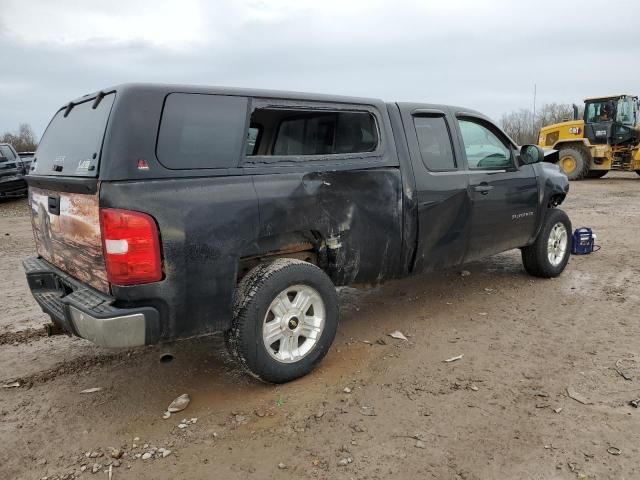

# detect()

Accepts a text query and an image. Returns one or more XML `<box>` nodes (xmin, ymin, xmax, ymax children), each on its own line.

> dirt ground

<box><xmin>1</xmin><ymin>172</ymin><xmax>639</xmax><ymax>480</ymax></box>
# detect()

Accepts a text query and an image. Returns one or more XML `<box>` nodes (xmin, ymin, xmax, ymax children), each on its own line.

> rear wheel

<box><xmin>521</xmin><ymin>208</ymin><xmax>572</xmax><ymax>278</ymax></box>
<box><xmin>586</xmin><ymin>170</ymin><xmax>608</xmax><ymax>179</ymax></box>
<box><xmin>226</xmin><ymin>258</ymin><xmax>339</xmax><ymax>383</ymax></box>
<box><xmin>558</xmin><ymin>146</ymin><xmax>590</xmax><ymax>180</ymax></box>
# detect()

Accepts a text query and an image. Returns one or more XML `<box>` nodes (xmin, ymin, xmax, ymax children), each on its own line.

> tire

<box><xmin>558</xmin><ymin>146</ymin><xmax>590</xmax><ymax>180</ymax></box>
<box><xmin>226</xmin><ymin>258</ymin><xmax>339</xmax><ymax>383</ymax></box>
<box><xmin>521</xmin><ymin>208</ymin><xmax>572</xmax><ymax>278</ymax></box>
<box><xmin>586</xmin><ymin>170</ymin><xmax>608</xmax><ymax>179</ymax></box>
<box><xmin>636</xmin><ymin>170</ymin><xmax>640</xmax><ymax>176</ymax></box>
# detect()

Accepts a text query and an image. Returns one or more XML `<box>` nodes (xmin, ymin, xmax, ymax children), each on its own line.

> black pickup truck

<box><xmin>23</xmin><ymin>84</ymin><xmax>570</xmax><ymax>382</ymax></box>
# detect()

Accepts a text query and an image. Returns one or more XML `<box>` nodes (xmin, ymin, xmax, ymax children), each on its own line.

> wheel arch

<box><xmin>554</xmin><ymin>138</ymin><xmax>589</xmax><ymax>146</ymax></box>
<box><xmin>548</xmin><ymin>139</ymin><xmax>591</xmax><ymax>161</ymax></box>
<box><xmin>548</xmin><ymin>193</ymin><xmax>566</xmax><ymax>207</ymax></box>
<box><xmin>237</xmin><ymin>230</ymin><xmax>325</xmax><ymax>281</ymax></box>
<box><xmin>551</xmin><ymin>138</ymin><xmax>591</xmax><ymax>155</ymax></box>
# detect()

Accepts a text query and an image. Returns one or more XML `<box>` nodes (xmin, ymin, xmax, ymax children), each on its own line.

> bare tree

<box><xmin>500</xmin><ymin>108</ymin><xmax>536</xmax><ymax>145</ymax></box>
<box><xmin>536</xmin><ymin>103</ymin><xmax>582</xmax><ymax>128</ymax></box>
<box><xmin>1</xmin><ymin>123</ymin><xmax>38</xmax><ymax>152</ymax></box>
<box><xmin>500</xmin><ymin>103</ymin><xmax>583</xmax><ymax>145</ymax></box>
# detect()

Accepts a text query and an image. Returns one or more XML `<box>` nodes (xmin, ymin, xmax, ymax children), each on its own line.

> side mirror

<box><xmin>520</xmin><ymin>144</ymin><xmax>545</xmax><ymax>165</ymax></box>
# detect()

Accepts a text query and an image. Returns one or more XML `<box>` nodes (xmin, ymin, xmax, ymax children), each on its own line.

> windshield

<box><xmin>615</xmin><ymin>97</ymin><xmax>637</xmax><ymax>126</ymax></box>
<box><xmin>0</xmin><ymin>145</ymin><xmax>17</xmax><ymax>161</ymax></box>
<box><xmin>585</xmin><ymin>97</ymin><xmax>637</xmax><ymax>126</ymax></box>
<box><xmin>33</xmin><ymin>93</ymin><xmax>115</xmax><ymax>177</ymax></box>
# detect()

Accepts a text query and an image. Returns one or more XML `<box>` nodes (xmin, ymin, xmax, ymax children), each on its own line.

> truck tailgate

<box><xmin>29</xmin><ymin>186</ymin><xmax>109</xmax><ymax>293</ymax></box>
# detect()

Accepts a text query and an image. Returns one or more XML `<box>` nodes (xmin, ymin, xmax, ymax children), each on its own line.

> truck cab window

<box><xmin>413</xmin><ymin>116</ymin><xmax>456</xmax><ymax>171</ymax></box>
<box><xmin>157</xmin><ymin>93</ymin><xmax>248</xmax><ymax>169</ymax></box>
<box><xmin>585</xmin><ymin>101</ymin><xmax>614</xmax><ymax>123</ymax></box>
<box><xmin>246</xmin><ymin>108</ymin><xmax>378</xmax><ymax>157</ymax></box>
<box><xmin>458</xmin><ymin>119</ymin><xmax>512</xmax><ymax>170</ymax></box>
<box><xmin>275</xmin><ymin>115</ymin><xmax>335</xmax><ymax>155</ymax></box>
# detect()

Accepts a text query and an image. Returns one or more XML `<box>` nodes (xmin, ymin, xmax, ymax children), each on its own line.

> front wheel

<box><xmin>226</xmin><ymin>258</ymin><xmax>339</xmax><ymax>383</ymax></box>
<box><xmin>521</xmin><ymin>208</ymin><xmax>572</xmax><ymax>278</ymax></box>
<box><xmin>558</xmin><ymin>146</ymin><xmax>590</xmax><ymax>180</ymax></box>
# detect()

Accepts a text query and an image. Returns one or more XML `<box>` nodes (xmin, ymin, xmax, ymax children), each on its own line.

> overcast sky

<box><xmin>1</xmin><ymin>0</ymin><xmax>639</xmax><ymax>137</ymax></box>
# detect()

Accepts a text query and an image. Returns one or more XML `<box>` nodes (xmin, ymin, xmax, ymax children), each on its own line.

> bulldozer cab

<box><xmin>583</xmin><ymin>95</ymin><xmax>639</xmax><ymax>145</ymax></box>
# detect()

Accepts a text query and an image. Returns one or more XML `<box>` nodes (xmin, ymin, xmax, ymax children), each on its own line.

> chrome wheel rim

<box><xmin>548</xmin><ymin>222</ymin><xmax>568</xmax><ymax>267</ymax></box>
<box><xmin>263</xmin><ymin>285</ymin><xmax>325</xmax><ymax>364</ymax></box>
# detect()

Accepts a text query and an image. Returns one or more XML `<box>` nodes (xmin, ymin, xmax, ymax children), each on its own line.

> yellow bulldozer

<box><xmin>538</xmin><ymin>94</ymin><xmax>640</xmax><ymax>180</ymax></box>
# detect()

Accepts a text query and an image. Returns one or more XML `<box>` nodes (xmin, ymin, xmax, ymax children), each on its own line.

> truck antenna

<box><xmin>532</xmin><ymin>83</ymin><xmax>537</xmax><ymax>136</ymax></box>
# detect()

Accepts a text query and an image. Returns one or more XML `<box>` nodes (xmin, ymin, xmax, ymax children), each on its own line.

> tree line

<box><xmin>1</xmin><ymin>124</ymin><xmax>38</xmax><ymax>152</ymax></box>
<box><xmin>499</xmin><ymin>103</ymin><xmax>583</xmax><ymax>145</ymax></box>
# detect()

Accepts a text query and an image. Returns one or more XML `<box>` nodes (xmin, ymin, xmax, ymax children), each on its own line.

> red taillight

<box><xmin>99</xmin><ymin>208</ymin><xmax>162</xmax><ymax>285</ymax></box>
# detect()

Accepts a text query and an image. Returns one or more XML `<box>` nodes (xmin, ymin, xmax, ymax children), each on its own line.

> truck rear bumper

<box><xmin>23</xmin><ymin>256</ymin><xmax>160</xmax><ymax>348</ymax></box>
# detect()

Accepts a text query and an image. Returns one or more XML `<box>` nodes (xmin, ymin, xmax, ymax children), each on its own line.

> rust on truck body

<box><xmin>29</xmin><ymin>186</ymin><xmax>108</xmax><ymax>293</ymax></box>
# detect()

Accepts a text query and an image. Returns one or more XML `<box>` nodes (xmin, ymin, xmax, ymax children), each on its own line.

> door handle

<box><xmin>473</xmin><ymin>183</ymin><xmax>494</xmax><ymax>195</ymax></box>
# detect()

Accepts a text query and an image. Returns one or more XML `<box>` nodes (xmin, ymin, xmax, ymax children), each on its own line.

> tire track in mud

<box><xmin>0</xmin><ymin>327</ymin><xmax>47</xmax><ymax>345</ymax></box>
<box><xmin>0</xmin><ymin>348</ymin><xmax>132</xmax><ymax>386</ymax></box>
<box><xmin>0</xmin><ymin>335</ymin><xmax>239</xmax><ymax>388</ymax></box>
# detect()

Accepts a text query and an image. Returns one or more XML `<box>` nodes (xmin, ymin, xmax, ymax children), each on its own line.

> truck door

<box><xmin>453</xmin><ymin>116</ymin><xmax>539</xmax><ymax>262</ymax></box>
<box><xmin>400</xmin><ymin>107</ymin><xmax>471</xmax><ymax>272</ymax></box>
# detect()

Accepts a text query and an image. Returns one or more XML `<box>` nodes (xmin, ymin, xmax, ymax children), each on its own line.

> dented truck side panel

<box><xmin>250</xmin><ymin>168</ymin><xmax>404</xmax><ymax>286</ymax></box>
<box><xmin>99</xmin><ymin>177</ymin><xmax>260</xmax><ymax>338</ymax></box>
